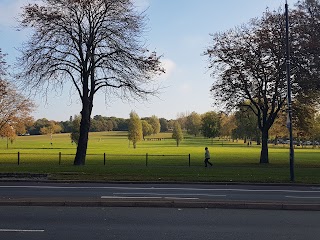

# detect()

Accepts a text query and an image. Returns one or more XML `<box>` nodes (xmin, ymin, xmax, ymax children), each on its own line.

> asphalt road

<box><xmin>0</xmin><ymin>182</ymin><xmax>320</xmax><ymax>209</ymax></box>
<box><xmin>0</xmin><ymin>206</ymin><xmax>319</xmax><ymax>240</ymax></box>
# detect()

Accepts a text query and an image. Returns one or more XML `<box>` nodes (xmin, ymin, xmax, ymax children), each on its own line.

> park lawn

<box><xmin>0</xmin><ymin>132</ymin><xmax>319</xmax><ymax>184</ymax></box>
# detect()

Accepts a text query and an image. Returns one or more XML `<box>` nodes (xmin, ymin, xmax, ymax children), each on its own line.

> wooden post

<box><xmin>146</xmin><ymin>153</ymin><xmax>148</xmax><ymax>167</ymax></box>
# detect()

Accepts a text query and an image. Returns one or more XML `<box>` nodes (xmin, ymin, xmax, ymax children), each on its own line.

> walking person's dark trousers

<box><xmin>204</xmin><ymin>158</ymin><xmax>212</xmax><ymax>167</ymax></box>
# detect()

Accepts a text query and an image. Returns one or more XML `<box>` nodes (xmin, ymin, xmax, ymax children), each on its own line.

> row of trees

<box><xmin>127</xmin><ymin>111</ymin><xmax>219</xmax><ymax>148</ymax></box>
<box><xmin>174</xmin><ymin>110</ymin><xmax>320</xmax><ymax>144</ymax></box>
<box><xmin>9</xmin><ymin>104</ymin><xmax>320</xmax><ymax>147</ymax></box>
<box><xmin>128</xmin><ymin>112</ymin><xmax>163</xmax><ymax>148</ymax></box>
<box><xmin>24</xmin><ymin>115</ymin><xmax>168</xmax><ymax>136</ymax></box>
<box><xmin>128</xmin><ymin>111</ymin><xmax>223</xmax><ymax>148</ymax></box>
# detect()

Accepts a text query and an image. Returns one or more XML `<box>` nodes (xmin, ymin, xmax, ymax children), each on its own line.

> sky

<box><xmin>0</xmin><ymin>0</ymin><xmax>296</xmax><ymax>121</ymax></box>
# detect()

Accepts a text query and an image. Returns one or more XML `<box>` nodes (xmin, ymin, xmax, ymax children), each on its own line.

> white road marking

<box><xmin>164</xmin><ymin>197</ymin><xmax>199</xmax><ymax>200</ymax></box>
<box><xmin>101</xmin><ymin>196</ymin><xmax>162</xmax><ymax>199</ymax></box>
<box><xmin>0</xmin><ymin>229</ymin><xmax>44</xmax><ymax>232</ymax></box>
<box><xmin>101</xmin><ymin>196</ymin><xmax>199</xmax><ymax>200</ymax></box>
<box><xmin>113</xmin><ymin>192</ymin><xmax>226</xmax><ymax>197</ymax></box>
<box><xmin>285</xmin><ymin>196</ymin><xmax>320</xmax><ymax>199</ymax></box>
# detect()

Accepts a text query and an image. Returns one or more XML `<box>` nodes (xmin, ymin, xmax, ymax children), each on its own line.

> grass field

<box><xmin>0</xmin><ymin>131</ymin><xmax>319</xmax><ymax>184</ymax></box>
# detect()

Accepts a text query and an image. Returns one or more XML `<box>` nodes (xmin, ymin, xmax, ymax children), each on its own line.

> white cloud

<box><xmin>159</xmin><ymin>58</ymin><xmax>176</xmax><ymax>80</ymax></box>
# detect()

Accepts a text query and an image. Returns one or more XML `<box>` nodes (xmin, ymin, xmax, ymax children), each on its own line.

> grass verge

<box><xmin>0</xmin><ymin>132</ymin><xmax>319</xmax><ymax>184</ymax></box>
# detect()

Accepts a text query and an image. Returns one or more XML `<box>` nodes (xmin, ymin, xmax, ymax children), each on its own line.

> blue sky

<box><xmin>0</xmin><ymin>0</ymin><xmax>296</xmax><ymax>121</ymax></box>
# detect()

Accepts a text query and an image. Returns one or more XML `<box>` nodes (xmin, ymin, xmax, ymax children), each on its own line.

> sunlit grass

<box><xmin>0</xmin><ymin>132</ymin><xmax>319</xmax><ymax>183</ymax></box>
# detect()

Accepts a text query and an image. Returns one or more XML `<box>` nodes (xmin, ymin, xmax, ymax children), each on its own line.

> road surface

<box><xmin>0</xmin><ymin>206</ymin><xmax>319</xmax><ymax>240</ymax></box>
<box><xmin>0</xmin><ymin>182</ymin><xmax>319</xmax><ymax>210</ymax></box>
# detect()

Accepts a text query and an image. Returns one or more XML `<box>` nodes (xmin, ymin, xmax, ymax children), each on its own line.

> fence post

<box><xmin>18</xmin><ymin>152</ymin><xmax>20</xmax><ymax>165</ymax></box>
<box><xmin>59</xmin><ymin>152</ymin><xmax>61</xmax><ymax>165</ymax></box>
<box><xmin>189</xmin><ymin>154</ymin><xmax>191</xmax><ymax>167</ymax></box>
<box><xmin>104</xmin><ymin>153</ymin><xmax>106</xmax><ymax>166</ymax></box>
<box><xmin>146</xmin><ymin>153</ymin><xmax>148</xmax><ymax>167</ymax></box>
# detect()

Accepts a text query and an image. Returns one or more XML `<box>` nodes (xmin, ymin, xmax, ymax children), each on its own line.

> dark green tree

<box><xmin>27</xmin><ymin>118</ymin><xmax>50</xmax><ymax>135</ymax></box>
<box><xmin>232</xmin><ymin>106</ymin><xmax>260</xmax><ymax>144</ymax></box>
<box><xmin>159</xmin><ymin>118</ymin><xmax>168</xmax><ymax>132</ymax></box>
<box><xmin>185</xmin><ymin>112</ymin><xmax>202</xmax><ymax>137</ymax></box>
<box><xmin>201</xmin><ymin>111</ymin><xmax>220</xmax><ymax>142</ymax></box>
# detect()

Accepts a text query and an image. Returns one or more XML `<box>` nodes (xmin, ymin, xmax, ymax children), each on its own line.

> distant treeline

<box><xmin>26</xmin><ymin>115</ymin><xmax>171</xmax><ymax>135</ymax></box>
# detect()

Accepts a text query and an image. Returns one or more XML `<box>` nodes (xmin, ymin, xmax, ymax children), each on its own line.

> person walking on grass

<box><xmin>204</xmin><ymin>147</ymin><xmax>213</xmax><ymax>167</ymax></box>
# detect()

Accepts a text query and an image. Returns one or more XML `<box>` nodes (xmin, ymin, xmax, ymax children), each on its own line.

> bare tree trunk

<box><xmin>260</xmin><ymin>128</ymin><xmax>269</xmax><ymax>164</ymax></box>
<box><xmin>74</xmin><ymin>97</ymin><xmax>92</xmax><ymax>165</ymax></box>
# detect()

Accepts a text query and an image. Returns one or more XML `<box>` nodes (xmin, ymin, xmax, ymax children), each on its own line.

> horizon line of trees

<box><xmin>6</xmin><ymin>105</ymin><xmax>320</xmax><ymax>144</ymax></box>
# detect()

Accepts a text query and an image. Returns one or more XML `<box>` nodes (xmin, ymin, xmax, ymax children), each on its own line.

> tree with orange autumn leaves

<box><xmin>0</xmin><ymin>49</ymin><xmax>35</xmax><ymax>143</ymax></box>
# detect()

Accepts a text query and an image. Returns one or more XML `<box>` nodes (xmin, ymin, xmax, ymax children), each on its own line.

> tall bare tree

<box><xmin>205</xmin><ymin>4</ymin><xmax>320</xmax><ymax>163</ymax></box>
<box><xmin>205</xmin><ymin>10</ymin><xmax>292</xmax><ymax>163</ymax></box>
<box><xmin>206</xmin><ymin>5</ymin><xmax>320</xmax><ymax>163</ymax></box>
<box><xmin>18</xmin><ymin>0</ymin><xmax>163</xmax><ymax>165</ymax></box>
